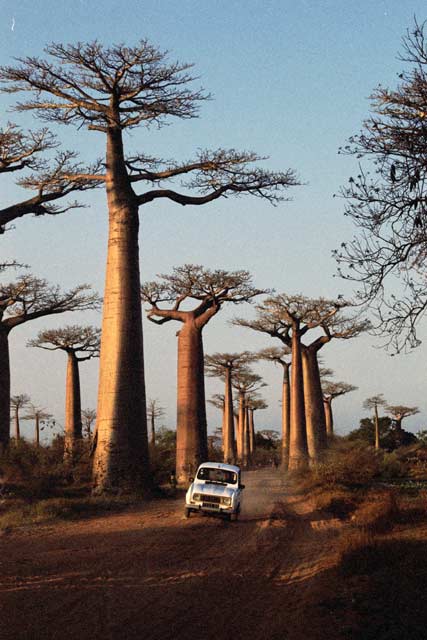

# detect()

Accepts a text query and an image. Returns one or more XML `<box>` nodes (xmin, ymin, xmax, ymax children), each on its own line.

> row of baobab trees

<box><xmin>2</xmin><ymin>260</ymin><xmax>365</xmax><ymax>485</ymax></box>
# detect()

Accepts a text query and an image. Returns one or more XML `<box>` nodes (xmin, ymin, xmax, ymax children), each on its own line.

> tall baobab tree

<box><xmin>232</xmin><ymin>368</ymin><xmax>266</xmax><ymax>467</ymax></box>
<box><xmin>322</xmin><ymin>381</ymin><xmax>357</xmax><ymax>439</ymax></box>
<box><xmin>205</xmin><ymin>351</ymin><xmax>255</xmax><ymax>464</ymax></box>
<box><xmin>0</xmin><ymin>123</ymin><xmax>100</xmax><ymax>233</ymax></box>
<box><xmin>29</xmin><ymin>325</ymin><xmax>101</xmax><ymax>461</ymax></box>
<box><xmin>147</xmin><ymin>399</ymin><xmax>165</xmax><ymax>446</ymax></box>
<box><xmin>246</xmin><ymin>395</ymin><xmax>268</xmax><ymax>456</ymax></box>
<box><xmin>236</xmin><ymin>294</ymin><xmax>368</xmax><ymax>467</ymax></box>
<box><xmin>385</xmin><ymin>404</ymin><xmax>420</xmax><ymax>433</ymax></box>
<box><xmin>0</xmin><ymin>270</ymin><xmax>100</xmax><ymax>451</ymax></box>
<box><xmin>10</xmin><ymin>393</ymin><xmax>30</xmax><ymax>441</ymax></box>
<box><xmin>1</xmin><ymin>41</ymin><xmax>299</xmax><ymax>492</ymax></box>
<box><xmin>82</xmin><ymin>408</ymin><xmax>96</xmax><ymax>439</ymax></box>
<box><xmin>142</xmin><ymin>265</ymin><xmax>264</xmax><ymax>483</ymax></box>
<box><xmin>22</xmin><ymin>405</ymin><xmax>53</xmax><ymax>447</ymax></box>
<box><xmin>257</xmin><ymin>346</ymin><xmax>291</xmax><ymax>468</ymax></box>
<box><xmin>335</xmin><ymin>20</ymin><xmax>427</xmax><ymax>352</ymax></box>
<box><xmin>363</xmin><ymin>395</ymin><xmax>387</xmax><ymax>450</ymax></box>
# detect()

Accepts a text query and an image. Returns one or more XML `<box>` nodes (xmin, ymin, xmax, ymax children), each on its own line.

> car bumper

<box><xmin>186</xmin><ymin>503</ymin><xmax>235</xmax><ymax>514</ymax></box>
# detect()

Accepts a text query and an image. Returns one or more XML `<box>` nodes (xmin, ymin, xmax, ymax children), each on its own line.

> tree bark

<box><xmin>64</xmin><ymin>352</ymin><xmax>83</xmax><ymax>462</ymax></box>
<box><xmin>0</xmin><ymin>327</ymin><xmax>11</xmax><ymax>452</ymax></box>
<box><xmin>281</xmin><ymin>364</ymin><xmax>290</xmax><ymax>470</ymax></box>
<box><xmin>324</xmin><ymin>399</ymin><xmax>333</xmax><ymax>438</ymax></box>
<box><xmin>223</xmin><ymin>368</ymin><xmax>236</xmax><ymax>463</ymax></box>
<box><xmin>35</xmin><ymin>415</ymin><xmax>40</xmax><ymax>447</ymax></box>
<box><xmin>151</xmin><ymin>414</ymin><xmax>156</xmax><ymax>446</ymax></box>
<box><xmin>248</xmin><ymin>408</ymin><xmax>255</xmax><ymax>456</ymax></box>
<box><xmin>237</xmin><ymin>392</ymin><xmax>245</xmax><ymax>462</ymax></box>
<box><xmin>288</xmin><ymin>324</ymin><xmax>308</xmax><ymax>470</ymax></box>
<box><xmin>175</xmin><ymin>317</ymin><xmax>208</xmax><ymax>484</ymax></box>
<box><xmin>374</xmin><ymin>405</ymin><xmax>380</xmax><ymax>450</ymax></box>
<box><xmin>14</xmin><ymin>406</ymin><xmax>20</xmax><ymax>441</ymax></box>
<box><xmin>242</xmin><ymin>405</ymin><xmax>250</xmax><ymax>467</ymax></box>
<box><xmin>92</xmin><ymin>126</ymin><xmax>149</xmax><ymax>493</ymax></box>
<box><xmin>302</xmin><ymin>347</ymin><xmax>327</xmax><ymax>463</ymax></box>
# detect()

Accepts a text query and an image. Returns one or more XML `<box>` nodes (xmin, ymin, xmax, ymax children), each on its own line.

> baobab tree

<box><xmin>147</xmin><ymin>399</ymin><xmax>165</xmax><ymax>446</ymax></box>
<box><xmin>246</xmin><ymin>396</ymin><xmax>268</xmax><ymax>456</ymax></box>
<box><xmin>22</xmin><ymin>405</ymin><xmax>53</xmax><ymax>447</ymax></box>
<box><xmin>82</xmin><ymin>408</ymin><xmax>96</xmax><ymax>439</ymax></box>
<box><xmin>142</xmin><ymin>265</ymin><xmax>264</xmax><ymax>483</ymax></box>
<box><xmin>10</xmin><ymin>393</ymin><xmax>30</xmax><ymax>441</ymax></box>
<box><xmin>363</xmin><ymin>395</ymin><xmax>387</xmax><ymax>450</ymax></box>
<box><xmin>0</xmin><ymin>41</ymin><xmax>299</xmax><ymax>492</ymax></box>
<box><xmin>335</xmin><ymin>20</ymin><xmax>427</xmax><ymax>352</ymax></box>
<box><xmin>385</xmin><ymin>404</ymin><xmax>420</xmax><ymax>432</ymax></box>
<box><xmin>236</xmin><ymin>294</ymin><xmax>368</xmax><ymax>467</ymax></box>
<box><xmin>29</xmin><ymin>325</ymin><xmax>101</xmax><ymax>461</ymax></box>
<box><xmin>0</xmin><ymin>123</ymin><xmax>101</xmax><ymax>233</ymax></box>
<box><xmin>257</xmin><ymin>346</ymin><xmax>291</xmax><ymax>468</ymax></box>
<box><xmin>0</xmin><ymin>270</ymin><xmax>100</xmax><ymax>451</ymax></box>
<box><xmin>232</xmin><ymin>368</ymin><xmax>266</xmax><ymax>467</ymax></box>
<box><xmin>205</xmin><ymin>351</ymin><xmax>255</xmax><ymax>464</ymax></box>
<box><xmin>322</xmin><ymin>381</ymin><xmax>357</xmax><ymax>439</ymax></box>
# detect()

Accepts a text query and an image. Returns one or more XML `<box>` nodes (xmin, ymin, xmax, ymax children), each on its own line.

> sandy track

<box><xmin>0</xmin><ymin>470</ymin><xmax>346</xmax><ymax>640</ymax></box>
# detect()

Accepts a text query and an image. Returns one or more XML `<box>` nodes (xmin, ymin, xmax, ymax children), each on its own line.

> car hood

<box><xmin>192</xmin><ymin>482</ymin><xmax>236</xmax><ymax>498</ymax></box>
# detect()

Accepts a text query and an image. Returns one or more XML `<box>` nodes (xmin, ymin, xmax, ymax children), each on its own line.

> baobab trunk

<box><xmin>288</xmin><ymin>326</ymin><xmax>308</xmax><ymax>470</ymax></box>
<box><xmin>374</xmin><ymin>405</ymin><xmax>380</xmax><ymax>450</ymax></box>
<box><xmin>175</xmin><ymin>318</ymin><xmax>208</xmax><ymax>484</ymax></box>
<box><xmin>64</xmin><ymin>352</ymin><xmax>83</xmax><ymax>462</ymax></box>
<box><xmin>93</xmin><ymin>127</ymin><xmax>149</xmax><ymax>493</ymax></box>
<box><xmin>237</xmin><ymin>393</ymin><xmax>245</xmax><ymax>462</ymax></box>
<box><xmin>150</xmin><ymin>414</ymin><xmax>156</xmax><ymax>446</ymax></box>
<box><xmin>0</xmin><ymin>328</ymin><xmax>10</xmax><ymax>452</ymax></box>
<box><xmin>35</xmin><ymin>415</ymin><xmax>40</xmax><ymax>447</ymax></box>
<box><xmin>281</xmin><ymin>365</ymin><xmax>290</xmax><ymax>470</ymax></box>
<box><xmin>223</xmin><ymin>368</ymin><xmax>236</xmax><ymax>463</ymax></box>
<box><xmin>248</xmin><ymin>408</ymin><xmax>255</xmax><ymax>455</ymax></box>
<box><xmin>324</xmin><ymin>399</ymin><xmax>333</xmax><ymax>438</ymax></box>
<box><xmin>302</xmin><ymin>348</ymin><xmax>327</xmax><ymax>463</ymax></box>
<box><xmin>242</xmin><ymin>405</ymin><xmax>250</xmax><ymax>467</ymax></box>
<box><xmin>14</xmin><ymin>407</ymin><xmax>20</xmax><ymax>441</ymax></box>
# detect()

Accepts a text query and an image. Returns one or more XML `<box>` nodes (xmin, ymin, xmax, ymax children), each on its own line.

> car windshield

<box><xmin>197</xmin><ymin>467</ymin><xmax>237</xmax><ymax>484</ymax></box>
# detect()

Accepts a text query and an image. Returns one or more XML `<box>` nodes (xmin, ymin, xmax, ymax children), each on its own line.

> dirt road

<box><xmin>0</xmin><ymin>470</ymin><xmax>350</xmax><ymax>640</ymax></box>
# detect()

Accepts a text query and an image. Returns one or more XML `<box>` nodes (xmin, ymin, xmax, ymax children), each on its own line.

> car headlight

<box><xmin>221</xmin><ymin>496</ymin><xmax>232</xmax><ymax>506</ymax></box>
<box><xmin>192</xmin><ymin>493</ymin><xmax>202</xmax><ymax>502</ymax></box>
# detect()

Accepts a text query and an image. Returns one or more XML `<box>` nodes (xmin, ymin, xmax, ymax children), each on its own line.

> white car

<box><xmin>185</xmin><ymin>462</ymin><xmax>244</xmax><ymax>521</ymax></box>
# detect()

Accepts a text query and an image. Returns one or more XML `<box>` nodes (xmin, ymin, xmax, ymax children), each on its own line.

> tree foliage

<box><xmin>335</xmin><ymin>19</ymin><xmax>427</xmax><ymax>351</ymax></box>
<box><xmin>28</xmin><ymin>325</ymin><xmax>101</xmax><ymax>360</ymax></box>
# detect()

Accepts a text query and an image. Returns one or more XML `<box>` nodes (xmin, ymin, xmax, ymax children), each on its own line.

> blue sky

<box><xmin>2</xmin><ymin>1</ymin><xmax>427</xmax><ymax>442</ymax></box>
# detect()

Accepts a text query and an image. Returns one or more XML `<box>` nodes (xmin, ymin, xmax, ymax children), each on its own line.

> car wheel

<box><xmin>184</xmin><ymin>508</ymin><xmax>191</xmax><ymax>518</ymax></box>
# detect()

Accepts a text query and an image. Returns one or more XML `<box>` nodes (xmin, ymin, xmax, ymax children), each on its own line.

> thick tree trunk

<box><xmin>175</xmin><ymin>319</ymin><xmax>208</xmax><ymax>484</ymax></box>
<box><xmin>281</xmin><ymin>365</ymin><xmax>290</xmax><ymax>470</ymax></box>
<box><xmin>234</xmin><ymin>414</ymin><xmax>239</xmax><ymax>455</ymax></box>
<box><xmin>64</xmin><ymin>352</ymin><xmax>83</xmax><ymax>462</ymax></box>
<box><xmin>324</xmin><ymin>399</ymin><xmax>333</xmax><ymax>438</ymax></box>
<box><xmin>151</xmin><ymin>415</ymin><xmax>155</xmax><ymax>446</ymax></box>
<box><xmin>242</xmin><ymin>405</ymin><xmax>250</xmax><ymax>467</ymax></box>
<box><xmin>248</xmin><ymin>408</ymin><xmax>255</xmax><ymax>456</ymax></box>
<box><xmin>237</xmin><ymin>392</ymin><xmax>245</xmax><ymax>462</ymax></box>
<box><xmin>223</xmin><ymin>368</ymin><xmax>236</xmax><ymax>463</ymax></box>
<box><xmin>374</xmin><ymin>406</ymin><xmax>380</xmax><ymax>450</ymax></box>
<box><xmin>288</xmin><ymin>326</ymin><xmax>308</xmax><ymax>470</ymax></box>
<box><xmin>93</xmin><ymin>127</ymin><xmax>149</xmax><ymax>493</ymax></box>
<box><xmin>0</xmin><ymin>327</ymin><xmax>11</xmax><ymax>452</ymax></box>
<box><xmin>14</xmin><ymin>407</ymin><xmax>20</xmax><ymax>441</ymax></box>
<box><xmin>302</xmin><ymin>347</ymin><xmax>327</xmax><ymax>463</ymax></box>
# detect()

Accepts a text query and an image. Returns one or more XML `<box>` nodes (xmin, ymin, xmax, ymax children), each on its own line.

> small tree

<box><xmin>322</xmin><ymin>381</ymin><xmax>357</xmax><ymax>439</ymax></box>
<box><xmin>205</xmin><ymin>351</ymin><xmax>255</xmax><ymax>464</ymax></box>
<box><xmin>385</xmin><ymin>404</ymin><xmax>420</xmax><ymax>432</ymax></box>
<box><xmin>29</xmin><ymin>325</ymin><xmax>101</xmax><ymax>461</ymax></box>
<box><xmin>81</xmin><ymin>408</ymin><xmax>96</xmax><ymax>439</ymax></box>
<box><xmin>0</xmin><ymin>269</ymin><xmax>100</xmax><ymax>451</ymax></box>
<box><xmin>363</xmin><ymin>394</ymin><xmax>387</xmax><ymax>450</ymax></box>
<box><xmin>10</xmin><ymin>393</ymin><xmax>30</xmax><ymax>441</ymax></box>
<box><xmin>147</xmin><ymin>399</ymin><xmax>165</xmax><ymax>446</ymax></box>
<box><xmin>21</xmin><ymin>405</ymin><xmax>53</xmax><ymax>447</ymax></box>
<box><xmin>142</xmin><ymin>265</ymin><xmax>265</xmax><ymax>483</ymax></box>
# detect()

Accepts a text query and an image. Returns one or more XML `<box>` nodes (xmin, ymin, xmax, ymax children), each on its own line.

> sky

<box><xmin>1</xmin><ymin>0</ymin><xmax>427</xmax><ymax>443</ymax></box>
